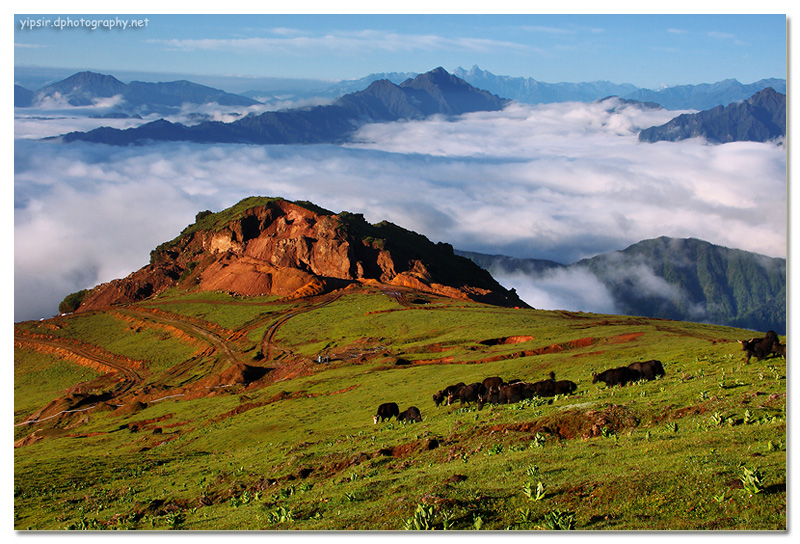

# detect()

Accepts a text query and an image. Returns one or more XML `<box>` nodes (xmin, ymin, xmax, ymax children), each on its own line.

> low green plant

<box><xmin>541</xmin><ymin>509</ymin><xmax>575</xmax><ymax>530</ymax></box>
<box><xmin>441</xmin><ymin>509</ymin><xmax>455</xmax><ymax>530</ymax></box>
<box><xmin>165</xmin><ymin>511</ymin><xmax>185</xmax><ymax>529</ymax></box>
<box><xmin>267</xmin><ymin>506</ymin><xmax>294</xmax><ymax>524</ymax></box>
<box><xmin>665</xmin><ymin>421</ymin><xmax>678</xmax><ymax>433</ymax></box>
<box><xmin>740</xmin><ymin>466</ymin><xmax>765</xmax><ymax>495</ymax></box>
<box><xmin>403</xmin><ymin>503</ymin><xmax>435</xmax><ymax>530</ymax></box>
<box><xmin>525</xmin><ymin>464</ymin><xmax>540</xmax><ymax>477</ymax></box>
<box><xmin>486</xmin><ymin>443</ymin><xmax>504</xmax><ymax>456</ymax></box>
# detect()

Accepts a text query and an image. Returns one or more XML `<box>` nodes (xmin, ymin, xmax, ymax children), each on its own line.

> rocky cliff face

<box><xmin>74</xmin><ymin>197</ymin><xmax>527</xmax><ymax>312</ymax></box>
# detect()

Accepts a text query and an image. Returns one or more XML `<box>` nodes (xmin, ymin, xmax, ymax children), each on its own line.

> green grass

<box><xmin>14</xmin><ymin>349</ymin><xmax>100</xmax><ymax>423</ymax></box>
<box><xmin>13</xmin><ymin>287</ymin><xmax>786</xmax><ymax>530</ymax></box>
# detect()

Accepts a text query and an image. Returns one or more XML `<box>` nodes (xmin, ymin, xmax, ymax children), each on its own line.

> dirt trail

<box><xmin>259</xmin><ymin>291</ymin><xmax>344</xmax><ymax>362</ymax></box>
<box><xmin>116</xmin><ymin>307</ymin><xmax>241</xmax><ymax>365</ymax></box>
<box><xmin>15</xmin><ymin>332</ymin><xmax>143</xmax><ymax>385</ymax></box>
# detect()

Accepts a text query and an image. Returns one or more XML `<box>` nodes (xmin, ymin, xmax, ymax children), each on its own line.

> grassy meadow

<box><xmin>13</xmin><ymin>285</ymin><xmax>786</xmax><ymax>530</ymax></box>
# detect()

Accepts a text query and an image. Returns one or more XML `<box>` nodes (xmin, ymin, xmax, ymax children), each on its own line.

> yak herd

<box><xmin>372</xmin><ymin>329</ymin><xmax>786</xmax><ymax>425</ymax></box>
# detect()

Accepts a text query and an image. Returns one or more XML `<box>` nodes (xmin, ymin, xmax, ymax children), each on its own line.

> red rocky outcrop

<box><xmin>75</xmin><ymin>197</ymin><xmax>527</xmax><ymax>311</ymax></box>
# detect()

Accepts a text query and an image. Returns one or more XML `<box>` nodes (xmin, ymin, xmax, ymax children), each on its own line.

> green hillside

<box><xmin>14</xmin><ymin>285</ymin><xmax>786</xmax><ymax>530</ymax></box>
<box><xmin>580</xmin><ymin>237</ymin><xmax>786</xmax><ymax>333</ymax></box>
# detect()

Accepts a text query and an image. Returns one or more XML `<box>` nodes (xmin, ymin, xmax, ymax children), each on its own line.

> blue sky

<box><xmin>13</xmin><ymin>11</ymin><xmax>787</xmax><ymax>89</ymax></box>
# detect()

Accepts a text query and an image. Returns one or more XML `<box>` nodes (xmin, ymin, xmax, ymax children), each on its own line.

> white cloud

<box><xmin>13</xmin><ymin>99</ymin><xmax>786</xmax><ymax>321</ymax></box>
<box><xmin>492</xmin><ymin>266</ymin><xmax>619</xmax><ymax>314</ymax></box>
<box><xmin>148</xmin><ymin>31</ymin><xmax>532</xmax><ymax>56</ymax></box>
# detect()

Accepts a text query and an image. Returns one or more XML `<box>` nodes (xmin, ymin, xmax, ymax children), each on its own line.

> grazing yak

<box><xmin>740</xmin><ymin>331</ymin><xmax>782</xmax><ymax>362</ymax></box>
<box><xmin>433</xmin><ymin>382</ymin><xmax>466</xmax><ymax>407</ymax></box>
<box><xmin>398</xmin><ymin>406</ymin><xmax>422</xmax><ymax>423</ymax></box>
<box><xmin>482</xmin><ymin>376</ymin><xmax>504</xmax><ymax>395</ymax></box>
<box><xmin>373</xmin><ymin>402</ymin><xmax>399</xmax><ymax>424</ymax></box>
<box><xmin>592</xmin><ymin>366</ymin><xmax>640</xmax><ymax>387</ymax></box>
<box><xmin>628</xmin><ymin>360</ymin><xmax>665</xmax><ymax>381</ymax></box>
<box><xmin>593</xmin><ymin>360</ymin><xmax>665</xmax><ymax>387</ymax></box>
<box><xmin>528</xmin><ymin>371</ymin><xmax>577</xmax><ymax>397</ymax></box>
<box><xmin>454</xmin><ymin>382</ymin><xmax>487</xmax><ymax>407</ymax></box>
<box><xmin>553</xmin><ymin>379</ymin><xmax>578</xmax><ymax>394</ymax></box>
<box><xmin>497</xmin><ymin>382</ymin><xmax>535</xmax><ymax>404</ymax></box>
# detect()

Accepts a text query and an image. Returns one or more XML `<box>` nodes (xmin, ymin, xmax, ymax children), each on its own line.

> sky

<box><xmin>9</xmin><ymin>4</ymin><xmax>792</xmax><ymax>322</ymax></box>
<box><xmin>13</xmin><ymin>9</ymin><xmax>788</xmax><ymax>90</ymax></box>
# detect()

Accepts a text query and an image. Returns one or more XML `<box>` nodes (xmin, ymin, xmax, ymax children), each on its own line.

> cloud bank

<box><xmin>14</xmin><ymin>99</ymin><xmax>786</xmax><ymax>320</ymax></box>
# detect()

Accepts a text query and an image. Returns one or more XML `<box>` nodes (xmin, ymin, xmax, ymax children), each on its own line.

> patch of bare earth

<box><xmin>481</xmin><ymin>404</ymin><xmax>641</xmax><ymax>440</ymax></box>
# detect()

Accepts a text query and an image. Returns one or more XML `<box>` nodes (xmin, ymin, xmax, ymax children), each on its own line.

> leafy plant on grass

<box><xmin>600</xmin><ymin>426</ymin><xmax>615</xmax><ymax>439</ymax></box>
<box><xmin>266</xmin><ymin>506</ymin><xmax>294</xmax><ymax>524</ymax></box>
<box><xmin>522</xmin><ymin>481</ymin><xmax>546</xmax><ymax>501</ymax></box>
<box><xmin>485</xmin><ymin>443</ymin><xmax>504</xmax><ymax>456</ymax></box>
<box><xmin>665</xmin><ymin>421</ymin><xmax>678</xmax><ymax>433</ymax></box>
<box><xmin>739</xmin><ymin>466</ymin><xmax>765</xmax><ymax>495</ymax></box>
<box><xmin>343</xmin><ymin>491</ymin><xmax>357</xmax><ymax>502</ymax></box>
<box><xmin>403</xmin><ymin>503</ymin><xmax>435</xmax><ymax>530</ymax></box>
<box><xmin>441</xmin><ymin>509</ymin><xmax>455</xmax><ymax>530</ymax></box>
<box><xmin>165</xmin><ymin>511</ymin><xmax>185</xmax><ymax>529</ymax></box>
<box><xmin>531</xmin><ymin>432</ymin><xmax>546</xmax><ymax>448</ymax></box>
<box><xmin>540</xmin><ymin>509</ymin><xmax>575</xmax><ymax>530</ymax></box>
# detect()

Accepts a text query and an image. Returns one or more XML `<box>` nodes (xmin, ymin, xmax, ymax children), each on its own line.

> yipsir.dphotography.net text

<box><xmin>18</xmin><ymin>15</ymin><xmax>150</xmax><ymax>32</ymax></box>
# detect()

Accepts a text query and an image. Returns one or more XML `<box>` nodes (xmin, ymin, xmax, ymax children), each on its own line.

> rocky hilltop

<box><xmin>72</xmin><ymin>197</ymin><xmax>527</xmax><ymax>312</ymax></box>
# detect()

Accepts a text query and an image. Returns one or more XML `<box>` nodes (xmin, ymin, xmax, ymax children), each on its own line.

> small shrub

<box><xmin>58</xmin><ymin>289</ymin><xmax>88</xmax><ymax>314</ymax></box>
<box><xmin>531</xmin><ymin>432</ymin><xmax>546</xmax><ymax>448</ymax></box>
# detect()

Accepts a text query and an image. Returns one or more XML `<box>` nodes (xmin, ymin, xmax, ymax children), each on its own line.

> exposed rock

<box><xmin>74</xmin><ymin>197</ymin><xmax>528</xmax><ymax>311</ymax></box>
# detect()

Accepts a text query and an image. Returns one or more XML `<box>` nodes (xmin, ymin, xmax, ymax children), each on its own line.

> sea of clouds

<box><xmin>14</xmin><ymin>98</ymin><xmax>786</xmax><ymax>321</ymax></box>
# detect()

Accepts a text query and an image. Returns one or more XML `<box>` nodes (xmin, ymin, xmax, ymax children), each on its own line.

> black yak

<box><xmin>398</xmin><ymin>406</ymin><xmax>422</xmax><ymax>423</ymax></box>
<box><xmin>373</xmin><ymin>402</ymin><xmax>399</xmax><ymax>424</ymax></box>
<box><xmin>592</xmin><ymin>366</ymin><xmax>640</xmax><ymax>387</ymax></box>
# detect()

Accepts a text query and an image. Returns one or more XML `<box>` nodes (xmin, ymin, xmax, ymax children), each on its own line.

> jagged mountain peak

<box><xmin>638</xmin><ymin>87</ymin><xmax>786</xmax><ymax>144</ymax></box>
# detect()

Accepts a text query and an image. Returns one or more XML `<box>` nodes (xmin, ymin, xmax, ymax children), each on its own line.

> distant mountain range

<box><xmin>449</xmin><ymin>66</ymin><xmax>785</xmax><ymax>111</ymax></box>
<box><xmin>51</xmin><ymin>67</ymin><xmax>785</xmax><ymax>147</ymax></box>
<box><xmin>58</xmin><ymin>68</ymin><xmax>508</xmax><ymax>146</ymax></box>
<box><xmin>458</xmin><ymin>236</ymin><xmax>786</xmax><ymax>334</ymax></box>
<box><xmin>240</xmin><ymin>65</ymin><xmax>785</xmax><ymax>111</ymax></box>
<box><xmin>16</xmin><ymin>65</ymin><xmax>786</xmax><ymax>113</ymax></box>
<box><xmin>16</xmin><ymin>71</ymin><xmax>260</xmax><ymax>115</ymax></box>
<box><xmin>639</xmin><ymin>87</ymin><xmax>786</xmax><ymax>144</ymax></box>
